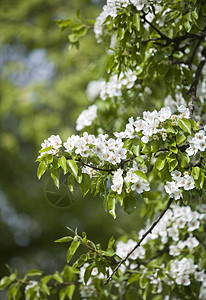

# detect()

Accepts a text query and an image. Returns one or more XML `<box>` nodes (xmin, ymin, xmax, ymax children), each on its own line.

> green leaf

<box><xmin>55</xmin><ymin>236</ymin><xmax>73</xmax><ymax>243</ymax></box>
<box><xmin>180</xmin><ymin>154</ymin><xmax>189</xmax><ymax>168</ymax></box>
<box><xmin>128</xmin><ymin>273</ymin><xmax>140</xmax><ymax>285</ymax></box>
<box><xmin>74</xmin><ymin>27</ymin><xmax>88</xmax><ymax>37</ymax></box>
<box><xmin>59</xmin><ymin>288</ymin><xmax>67</xmax><ymax>300</ymax></box>
<box><xmin>55</xmin><ymin>19</ymin><xmax>73</xmax><ymax>30</ymax></box>
<box><xmin>68</xmin><ymin>175</ymin><xmax>75</xmax><ymax>192</ymax></box>
<box><xmin>178</xmin><ymin>118</ymin><xmax>191</xmax><ymax>134</ymax></box>
<box><xmin>51</xmin><ymin>168</ymin><xmax>60</xmax><ymax>188</ymax></box>
<box><xmin>104</xmin><ymin>248</ymin><xmax>115</xmax><ymax>257</ymax></box>
<box><xmin>168</xmin><ymin>159</ymin><xmax>178</xmax><ymax>172</ymax></box>
<box><xmin>176</xmin><ymin>133</ymin><xmax>186</xmax><ymax>145</ymax></box>
<box><xmin>107</xmin><ymin>236</ymin><xmax>115</xmax><ymax>249</ymax></box>
<box><xmin>64</xmin><ymin>266</ymin><xmax>73</xmax><ymax>282</ymax></box>
<box><xmin>195</xmin><ymin>170</ymin><xmax>204</xmax><ymax>189</ymax></box>
<box><xmin>67</xmin><ymin>240</ymin><xmax>80</xmax><ymax>263</ymax></box>
<box><xmin>27</xmin><ymin>269</ymin><xmax>43</xmax><ymax>276</ymax></box>
<box><xmin>53</xmin><ymin>272</ymin><xmax>63</xmax><ymax>283</ymax></box>
<box><xmin>84</xmin><ymin>263</ymin><xmax>94</xmax><ymax>285</ymax></box>
<box><xmin>155</xmin><ymin>154</ymin><xmax>166</xmax><ymax>170</ymax></box>
<box><xmin>41</xmin><ymin>283</ymin><xmax>50</xmax><ymax>295</ymax></box>
<box><xmin>123</xmin><ymin>195</ymin><xmax>136</xmax><ymax>214</ymax></box>
<box><xmin>133</xmin><ymin>170</ymin><xmax>147</xmax><ymax>181</ymax></box>
<box><xmin>67</xmin><ymin>160</ymin><xmax>78</xmax><ymax>179</ymax></box>
<box><xmin>39</xmin><ymin>146</ymin><xmax>53</xmax><ymax>153</ymax></box>
<box><xmin>79</xmin><ymin>173</ymin><xmax>91</xmax><ymax>196</ymax></box>
<box><xmin>139</xmin><ymin>274</ymin><xmax>149</xmax><ymax>289</ymax></box>
<box><xmin>169</xmin><ymin>141</ymin><xmax>178</xmax><ymax>154</ymax></box>
<box><xmin>192</xmin><ymin>166</ymin><xmax>200</xmax><ymax>180</ymax></box>
<box><xmin>108</xmin><ymin>195</ymin><xmax>116</xmax><ymax>219</ymax></box>
<box><xmin>68</xmin><ymin>34</ymin><xmax>79</xmax><ymax>43</ymax></box>
<box><xmin>37</xmin><ymin>161</ymin><xmax>47</xmax><ymax>179</ymax></box>
<box><xmin>58</xmin><ymin>157</ymin><xmax>67</xmax><ymax>174</ymax></box>
<box><xmin>133</xmin><ymin>13</ymin><xmax>140</xmax><ymax>31</ymax></box>
<box><xmin>0</xmin><ymin>276</ymin><xmax>12</xmax><ymax>290</ymax></box>
<box><xmin>118</xmin><ymin>27</ymin><xmax>125</xmax><ymax>40</ymax></box>
<box><xmin>67</xmin><ymin>285</ymin><xmax>75</xmax><ymax>300</ymax></box>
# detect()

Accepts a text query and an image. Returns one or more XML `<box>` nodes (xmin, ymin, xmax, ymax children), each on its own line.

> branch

<box><xmin>65</xmin><ymin>157</ymin><xmax>114</xmax><ymax>174</ymax></box>
<box><xmin>188</xmin><ymin>50</ymin><xmax>206</xmax><ymax>117</ymax></box>
<box><xmin>104</xmin><ymin>197</ymin><xmax>173</xmax><ymax>285</ymax></box>
<box><xmin>142</xmin><ymin>15</ymin><xmax>171</xmax><ymax>42</ymax></box>
<box><xmin>187</xmin><ymin>39</ymin><xmax>202</xmax><ymax>68</ymax></box>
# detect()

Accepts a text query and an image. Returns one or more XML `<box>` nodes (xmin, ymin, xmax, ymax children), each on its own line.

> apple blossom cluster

<box><xmin>39</xmin><ymin>104</ymin><xmax>191</xmax><ymax>159</ymax></box>
<box><xmin>111</xmin><ymin>164</ymin><xmax>150</xmax><ymax>195</ymax></box>
<box><xmin>164</xmin><ymin>91</ymin><xmax>187</xmax><ymax>114</ymax></box>
<box><xmin>138</xmin><ymin>204</ymin><xmax>205</xmax><ymax>246</ymax></box>
<box><xmin>186</xmin><ymin>128</ymin><xmax>206</xmax><ymax>156</ymax></box>
<box><xmin>115</xmin><ymin>238</ymin><xmax>146</xmax><ymax>273</ymax></box>
<box><xmin>76</xmin><ymin>104</ymin><xmax>97</xmax><ymax>131</ymax></box>
<box><xmin>114</xmin><ymin>105</ymin><xmax>191</xmax><ymax>143</ymax></box>
<box><xmin>38</xmin><ymin>134</ymin><xmax>62</xmax><ymax>157</ymax></box>
<box><xmin>77</xmin><ymin>204</ymin><xmax>205</xmax><ymax>298</ymax></box>
<box><xmin>142</xmin><ymin>257</ymin><xmax>205</xmax><ymax>295</ymax></box>
<box><xmin>79</xmin><ymin>263</ymin><xmax>112</xmax><ymax>298</ymax></box>
<box><xmin>164</xmin><ymin>170</ymin><xmax>195</xmax><ymax>200</ymax></box>
<box><xmin>118</xmin><ymin>205</ymin><xmax>205</xmax><ymax>294</ymax></box>
<box><xmin>64</xmin><ymin>132</ymin><xmax>127</xmax><ymax>165</ymax></box>
<box><xmin>167</xmin><ymin>258</ymin><xmax>205</xmax><ymax>286</ymax></box>
<box><xmin>99</xmin><ymin>70</ymin><xmax>137</xmax><ymax>100</ymax></box>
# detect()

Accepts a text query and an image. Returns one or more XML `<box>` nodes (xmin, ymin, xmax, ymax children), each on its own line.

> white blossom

<box><xmin>76</xmin><ymin>104</ymin><xmax>97</xmax><ymax>131</ymax></box>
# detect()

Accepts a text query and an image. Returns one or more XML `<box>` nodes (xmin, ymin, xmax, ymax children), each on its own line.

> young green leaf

<box><xmin>67</xmin><ymin>160</ymin><xmax>78</xmax><ymax>179</ymax></box>
<box><xmin>58</xmin><ymin>157</ymin><xmax>67</xmax><ymax>174</ymax></box>
<box><xmin>55</xmin><ymin>236</ymin><xmax>73</xmax><ymax>243</ymax></box>
<box><xmin>133</xmin><ymin>170</ymin><xmax>148</xmax><ymax>181</ymax></box>
<box><xmin>37</xmin><ymin>161</ymin><xmax>47</xmax><ymax>179</ymax></box>
<box><xmin>68</xmin><ymin>175</ymin><xmax>75</xmax><ymax>192</ymax></box>
<box><xmin>123</xmin><ymin>195</ymin><xmax>136</xmax><ymax>214</ymax></box>
<box><xmin>51</xmin><ymin>168</ymin><xmax>60</xmax><ymax>188</ymax></box>
<box><xmin>155</xmin><ymin>154</ymin><xmax>166</xmax><ymax>171</ymax></box>
<box><xmin>67</xmin><ymin>285</ymin><xmax>75</xmax><ymax>300</ymax></box>
<box><xmin>178</xmin><ymin>118</ymin><xmax>191</xmax><ymax>134</ymax></box>
<box><xmin>67</xmin><ymin>240</ymin><xmax>80</xmax><ymax>263</ymax></box>
<box><xmin>108</xmin><ymin>195</ymin><xmax>116</xmax><ymax>219</ymax></box>
<box><xmin>80</xmin><ymin>173</ymin><xmax>91</xmax><ymax>196</ymax></box>
<box><xmin>27</xmin><ymin>269</ymin><xmax>43</xmax><ymax>276</ymax></box>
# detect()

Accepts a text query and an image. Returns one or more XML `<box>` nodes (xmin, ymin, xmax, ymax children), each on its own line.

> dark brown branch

<box><xmin>104</xmin><ymin>197</ymin><xmax>173</xmax><ymax>285</ymax></box>
<box><xmin>187</xmin><ymin>39</ymin><xmax>202</xmax><ymax>68</ymax></box>
<box><xmin>188</xmin><ymin>51</ymin><xmax>206</xmax><ymax>117</ymax></box>
<box><xmin>65</xmin><ymin>157</ymin><xmax>114</xmax><ymax>174</ymax></box>
<box><xmin>142</xmin><ymin>14</ymin><xmax>171</xmax><ymax>42</ymax></box>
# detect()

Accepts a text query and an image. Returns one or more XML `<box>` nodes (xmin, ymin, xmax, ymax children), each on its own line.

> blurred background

<box><xmin>0</xmin><ymin>0</ymin><xmax>145</xmax><ymax>286</ymax></box>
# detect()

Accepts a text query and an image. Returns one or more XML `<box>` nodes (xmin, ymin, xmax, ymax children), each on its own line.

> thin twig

<box><xmin>104</xmin><ymin>197</ymin><xmax>173</xmax><ymax>285</ymax></box>
<box><xmin>136</xmin><ymin>247</ymin><xmax>169</xmax><ymax>267</ymax></box>
<box><xmin>76</xmin><ymin>159</ymin><xmax>113</xmax><ymax>174</ymax></box>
